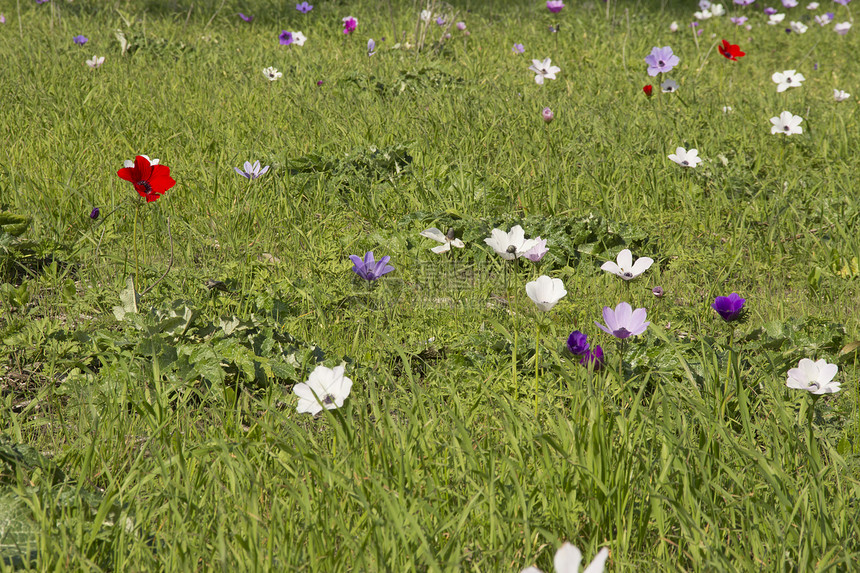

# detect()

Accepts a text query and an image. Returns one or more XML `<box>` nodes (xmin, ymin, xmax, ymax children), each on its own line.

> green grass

<box><xmin>1</xmin><ymin>0</ymin><xmax>859</xmax><ymax>570</ymax></box>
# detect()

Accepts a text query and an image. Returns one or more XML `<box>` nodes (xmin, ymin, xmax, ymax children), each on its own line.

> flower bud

<box><xmin>542</xmin><ymin>107</ymin><xmax>554</xmax><ymax>123</ymax></box>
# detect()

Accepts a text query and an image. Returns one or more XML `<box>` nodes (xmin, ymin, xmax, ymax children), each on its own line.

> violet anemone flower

<box><xmin>342</xmin><ymin>16</ymin><xmax>358</xmax><ymax>34</ymax></box>
<box><xmin>567</xmin><ymin>331</ymin><xmax>590</xmax><ymax>355</ymax></box>
<box><xmin>580</xmin><ymin>345</ymin><xmax>605</xmax><ymax>369</ymax></box>
<box><xmin>547</xmin><ymin>0</ymin><xmax>565</xmax><ymax>12</ymax></box>
<box><xmin>73</xmin><ymin>35</ymin><xmax>88</xmax><ymax>45</ymax></box>
<box><xmin>644</xmin><ymin>46</ymin><xmax>679</xmax><ymax>76</ymax></box>
<box><xmin>595</xmin><ymin>302</ymin><xmax>650</xmax><ymax>339</ymax></box>
<box><xmin>512</xmin><ymin>43</ymin><xmax>525</xmax><ymax>54</ymax></box>
<box><xmin>350</xmin><ymin>251</ymin><xmax>394</xmax><ymax>281</ymax></box>
<box><xmin>296</xmin><ymin>1</ymin><xmax>313</xmax><ymax>12</ymax></box>
<box><xmin>541</xmin><ymin>107</ymin><xmax>554</xmax><ymax>123</ymax></box>
<box><xmin>279</xmin><ymin>30</ymin><xmax>294</xmax><ymax>45</ymax></box>
<box><xmin>711</xmin><ymin>293</ymin><xmax>745</xmax><ymax>321</ymax></box>
<box><xmin>89</xmin><ymin>207</ymin><xmax>100</xmax><ymax>220</ymax></box>
<box><xmin>238</xmin><ymin>12</ymin><xmax>253</xmax><ymax>22</ymax></box>
<box><xmin>234</xmin><ymin>160</ymin><xmax>270</xmax><ymax>179</ymax></box>
<box><xmin>367</xmin><ymin>38</ymin><xmax>376</xmax><ymax>56</ymax></box>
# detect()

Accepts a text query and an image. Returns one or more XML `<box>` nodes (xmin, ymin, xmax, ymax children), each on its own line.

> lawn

<box><xmin>1</xmin><ymin>0</ymin><xmax>859</xmax><ymax>570</ymax></box>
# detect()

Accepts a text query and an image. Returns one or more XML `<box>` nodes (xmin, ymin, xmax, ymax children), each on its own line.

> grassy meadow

<box><xmin>1</xmin><ymin>0</ymin><xmax>860</xmax><ymax>570</ymax></box>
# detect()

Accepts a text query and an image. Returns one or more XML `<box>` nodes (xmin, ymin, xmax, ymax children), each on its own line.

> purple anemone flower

<box><xmin>73</xmin><ymin>35</ymin><xmax>88</xmax><ymax>45</ymax></box>
<box><xmin>367</xmin><ymin>38</ymin><xmax>376</xmax><ymax>56</ymax></box>
<box><xmin>342</xmin><ymin>16</ymin><xmax>358</xmax><ymax>35</ymax></box>
<box><xmin>764</xmin><ymin>6</ymin><xmax>778</xmax><ymax>13</ymax></box>
<box><xmin>512</xmin><ymin>43</ymin><xmax>525</xmax><ymax>54</ymax></box>
<box><xmin>596</xmin><ymin>302</ymin><xmax>650</xmax><ymax>339</ymax></box>
<box><xmin>567</xmin><ymin>330</ymin><xmax>590</xmax><ymax>355</ymax></box>
<box><xmin>833</xmin><ymin>0</ymin><xmax>850</xmax><ymax>5</ymax></box>
<box><xmin>89</xmin><ymin>207</ymin><xmax>100</xmax><ymax>220</ymax></box>
<box><xmin>644</xmin><ymin>46</ymin><xmax>679</xmax><ymax>76</ymax></box>
<box><xmin>547</xmin><ymin>0</ymin><xmax>565</xmax><ymax>12</ymax></box>
<box><xmin>711</xmin><ymin>293</ymin><xmax>746</xmax><ymax>322</ymax></box>
<box><xmin>279</xmin><ymin>30</ymin><xmax>294</xmax><ymax>45</ymax></box>
<box><xmin>580</xmin><ymin>345</ymin><xmax>604</xmax><ymax>369</ymax></box>
<box><xmin>350</xmin><ymin>251</ymin><xmax>394</xmax><ymax>281</ymax></box>
<box><xmin>238</xmin><ymin>12</ymin><xmax>253</xmax><ymax>22</ymax></box>
<box><xmin>734</xmin><ymin>0</ymin><xmax>756</xmax><ymax>4</ymax></box>
<box><xmin>731</xmin><ymin>16</ymin><xmax>749</xmax><ymax>24</ymax></box>
<box><xmin>296</xmin><ymin>1</ymin><xmax>313</xmax><ymax>12</ymax></box>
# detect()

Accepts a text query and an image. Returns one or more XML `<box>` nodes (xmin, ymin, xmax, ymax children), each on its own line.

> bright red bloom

<box><xmin>117</xmin><ymin>155</ymin><xmax>176</xmax><ymax>202</ymax></box>
<box><xmin>642</xmin><ymin>84</ymin><xmax>653</xmax><ymax>97</ymax></box>
<box><xmin>718</xmin><ymin>39</ymin><xmax>745</xmax><ymax>61</ymax></box>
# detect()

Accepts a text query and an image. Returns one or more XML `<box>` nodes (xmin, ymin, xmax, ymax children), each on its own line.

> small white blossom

<box><xmin>601</xmin><ymin>249</ymin><xmax>653</xmax><ymax>280</ymax></box>
<box><xmin>833</xmin><ymin>89</ymin><xmax>851</xmax><ymax>101</ymax></box>
<box><xmin>522</xmin><ymin>543</ymin><xmax>609</xmax><ymax>573</ymax></box>
<box><xmin>294</xmin><ymin>364</ymin><xmax>353</xmax><ymax>416</ymax></box>
<box><xmin>790</xmin><ymin>21</ymin><xmax>808</xmax><ymax>33</ymax></box>
<box><xmin>528</xmin><ymin>58</ymin><xmax>561</xmax><ymax>85</ymax></box>
<box><xmin>420</xmin><ymin>227</ymin><xmax>465</xmax><ymax>254</ymax></box>
<box><xmin>525</xmin><ymin>276</ymin><xmax>567</xmax><ymax>312</ymax></box>
<box><xmin>86</xmin><ymin>55</ymin><xmax>105</xmax><ymax>69</ymax></box>
<box><xmin>772</xmin><ymin>69</ymin><xmax>805</xmax><ymax>92</ymax></box>
<box><xmin>770</xmin><ymin>111</ymin><xmax>803</xmax><ymax>136</ymax></box>
<box><xmin>263</xmin><ymin>66</ymin><xmax>282</xmax><ymax>81</ymax></box>
<box><xmin>768</xmin><ymin>13</ymin><xmax>786</xmax><ymax>24</ymax></box>
<box><xmin>668</xmin><ymin>147</ymin><xmax>702</xmax><ymax>168</ymax></box>
<box><xmin>786</xmin><ymin>359</ymin><xmax>840</xmax><ymax>395</ymax></box>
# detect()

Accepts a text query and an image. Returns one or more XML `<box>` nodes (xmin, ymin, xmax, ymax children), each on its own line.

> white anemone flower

<box><xmin>292</xmin><ymin>31</ymin><xmax>307</xmax><ymax>46</ymax></box>
<box><xmin>124</xmin><ymin>155</ymin><xmax>158</xmax><ymax>168</ymax></box>
<box><xmin>661</xmin><ymin>79</ymin><xmax>679</xmax><ymax>93</ymax></box>
<box><xmin>522</xmin><ymin>543</ymin><xmax>609</xmax><ymax>573</ymax></box>
<box><xmin>294</xmin><ymin>364</ymin><xmax>353</xmax><ymax>416</ymax></box>
<box><xmin>833</xmin><ymin>89</ymin><xmax>851</xmax><ymax>102</ymax></box>
<box><xmin>834</xmin><ymin>22</ymin><xmax>851</xmax><ymax>35</ymax></box>
<box><xmin>770</xmin><ymin>111</ymin><xmax>803</xmax><ymax>135</ymax></box>
<box><xmin>525</xmin><ymin>275</ymin><xmax>567</xmax><ymax>312</ymax></box>
<box><xmin>694</xmin><ymin>9</ymin><xmax>713</xmax><ymax>19</ymax></box>
<box><xmin>768</xmin><ymin>13</ymin><xmax>786</xmax><ymax>25</ymax></box>
<box><xmin>668</xmin><ymin>147</ymin><xmax>702</xmax><ymax>168</ymax></box>
<box><xmin>786</xmin><ymin>358</ymin><xmax>840</xmax><ymax>395</ymax></box>
<box><xmin>263</xmin><ymin>66</ymin><xmax>282</xmax><ymax>81</ymax></box>
<box><xmin>711</xmin><ymin>4</ymin><xmax>725</xmax><ymax>16</ymax></box>
<box><xmin>484</xmin><ymin>225</ymin><xmax>539</xmax><ymax>260</ymax></box>
<box><xmin>669</xmin><ymin>21</ymin><xmax>679</xmax><ymax>32</ymax></box>
<box><xmin>420</xmin><ymin>227</ymin><xmax>465</xmax><ymax>254</ymax></box>
<box><xmin>807</xmin><ymin>2</ymin><xmax>819</xmax><ymax>8</ymax></box>
<box><xmin>528</xmin><ymin>58</ymin><xmax>561</xmax><ymax>85</ymax></box>
<box><xmin>86</xmin><ymin>55</ymin><xmax>105</xmax><ymax>69</ymax></box>
<box><xmin>601</xmin><ymin>249</ymin><xmax>653</xmax><ymax>280</ymax></box>
<box><xmin>790</xmin><ymin>21</ymin><xmax>808</xmax><ymax>34</ymax></box>
<box><xmin>772</xmin><ymin>70</ymin><xmax>805</xmax><ymax>92</ymax></box>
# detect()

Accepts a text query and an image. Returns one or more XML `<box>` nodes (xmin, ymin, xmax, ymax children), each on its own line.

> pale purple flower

<box><xmin>815</xmin><ymin>12</ymin><xmax>833</xmax><ymax>23</ymax></box>
<box><xmin>734</xmin><ymin>0</ymin><xmax>756</xmax><ymax>4</ymax></box>
<box><xmin>296</xmin><ymin>2</ymin><xmax>313</xmax><ymax>13</ymax></box>
<box><xmin>644</xmin><ymin>46</ymin><xmax>680</xmax><ymax>76</ymax></box>
<box><xmin>238</xmin><ymin>12</ymin><xmax>253</xmax><ymax>22</ymax></box>
<box><xmin>342</xmin><ymin>16</ymin><xmax>358</xmax><ymax>35</ymax></box>
<box><xmin>523</xmin><ymin>237</ymin><xmax>549</xmax><ymax>261</ymax></box>
<box><xmin>367</xmin><ymin>39</ymin><xmax>376</xmax><ymax>56</ymax></box>
<box><xmin>834</xmin><ymin>21</ymin><xmax>851</xmax><ymax>34</ymax></box>
<box><xmin>435</xmin><ymin>16</ymin><xmax>446</xmax><ymax>25</ymax></box>
<box><xmin>73</xmin><ymin>35</ymin><xmax>88</xmax><ymax>45</ymax></box>
<box><xmin>652</xmin><ymin>286</ymin><xmax>665</xmax><ymax>297</ymax></box>
<box><xmin>541</xmin><ymin>107</ymin><xmax>554</xmax><ymax>123</ymax></box>
<box><xmin>547</xmin><ymin>0</ymin><xmax>565</xmax><ymax>12</ymax></box>
<box><xmin>765</xmin><ymin>6</ymin><xmax>778</xmax><ymax>13</ymax></box>
<box><xmin>1</xmin><ymin>13</ymin><xmax>6</xmax><ymax>23</ymax></box>
<box><xmin>36</xmin><ymin>0</ymin><xmax>50</xmax><ymax>4</ymax></box>
<box><xmin>783</xmin><ymin>0</ymin><xmax>798</xmax><ymax>7</ymax></box>
<box><xmin>833</xmin><ymin>0</ymin><xmax>850</xmax><ymax>5</ymax></box>
<box><xmin>456</xmin><ymin>21</ymin><xmax>466</xmax><ymax>31</ymax></box>
<box><xmin>731</xmin><ymin>15</ymin><xmax>749</xmax><ymax>23</ymax></box>
<box><xmin>234</xmin><ymin>160</ymin><xmax>270</xmax><ymax>179</ymax></box>
<box><xmin>349</xmin><ymin>251</ymin><xmax>394</xmax><ymax>281</ymax></box>
<box><xmin>711</xmin><ymin>293</ymin><xmax>746</xmax><ymax>321</ymax></box>
<box><xmin>279</xmin><ymin>30</ymin><xmax>293</xmax><ymax>45</ymax></box>
<box><xmin>512</xmin><ymin>43</ymin><xmax>525</xmax><ymax>54</ymax></box>
<box><xmin>595</xmin><ymin>302</ymin><xmax>650</xmax><ymax>339</ymax></box>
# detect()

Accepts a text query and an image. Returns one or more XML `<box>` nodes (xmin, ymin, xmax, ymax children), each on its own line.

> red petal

<box><xmin>147</xmin><ymin>173</ymin><xmax>176</xmax><ymax>194</ymax></box>
<box><xmin>134</xmin><ymin>156</ymin><xmax>153</xmax><ymax>181</ymax></box>
<box><xmin>117</xmin><ymin>167</ymin><xmax>136</xmax><ymax>182</ymax></box>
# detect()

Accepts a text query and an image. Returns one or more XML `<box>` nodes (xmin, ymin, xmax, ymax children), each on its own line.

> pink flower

<box><xmin>342</xmin><ymin>16</ymin><xmax>358</xmax><ymax>35</ymax></box>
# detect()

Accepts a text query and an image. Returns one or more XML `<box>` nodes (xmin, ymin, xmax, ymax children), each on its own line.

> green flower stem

<box><xmin>534</xmin><ymin>322</ymin><xmax>541</xmax><ymax>417</ymax></box>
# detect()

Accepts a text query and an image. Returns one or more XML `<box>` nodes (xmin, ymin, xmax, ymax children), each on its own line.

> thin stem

<box><xmin>133</xmin><ymin>202</ymin><xmax>140</xmax><ymax>288</ymax></box>
<box><xmin>534</xmin><ymin>322</ymin><xmax>541</xmax><ymax>417</ymax></box>
<box><xmin>140</xmin><ymin>217</ymin><xmax>174</xmax><ymax>296</ymax></box>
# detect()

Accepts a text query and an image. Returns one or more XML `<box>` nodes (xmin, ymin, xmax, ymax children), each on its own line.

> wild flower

<box><xmin>296</xmin><ymin>2</ymin><xmax>313</xmax><ymax>13</ymax></box>
<box><xmin>238</xmin><ymin>12</ymin><xmax>253</xmax><ymax>22</ymax></box>
<box><xmin>117</xmin><ymin>155</ymin><xmax>176</xmax><ymax>203</ymax></box>
<box><xmin>652</xmin><ymin>286</ymin><xmax>665</xmax><ymax>297</ymax></box>
<box><xmin>661</xmin><ymin>79</ymin><xmax>679</xmax><ymax>92</ymax></box>
<box><xmin>342</xmin><ymin>16</ymin><xmax>358</xmax><ymax>35</ymax></box>
<box><xmin>73</xmin><ymin>35</ymin><xmax>88</xmax><ymax>45</ymax></box>
<box><xmin>456</xmin><ymin>22</ymin><xmax>466</xmax><ymax>31</ymax></box>
<box><xmin>833</xmin><ymin>0</ymin><xmax>850</xmax><ymax>5</ymax></box>
<box><xmin>547</xmin><ymin>1</ymin><xmax>566</xmax><ymax>12</ymax></box>
<box><xmin>89</xmin><ymin>207</ymin><xmax>100</xmax><ymax>220</ymax></box>
<box><xmin>734</xmin><ymin>0</ymin><xmax>756</xmax><ymax>5</ymax></box>
<box><xmin>279</xmin><ymin>30</ymin><xmax>294</xmax><ymax>45</ymax></box>
<box><xmin>711</xmin><ymin>293</ymin><xmax>745</xmax><ymax>321</ymax></box>
<box><xmin>263</xmin><ymin>67</ymin><xmax>282</xmax><ymax>81</ymax></box>
<box><xmin>731</xmin><ymin>16</ymin><xmax>749</xmax><ymax>24</ymax></box>
<box><xmin>524</xmin><ymin>238</ymin><xmax>549</xmax><ymax>262</ymax></box>
<box><xmin>668</xmin><ymin>147</ymin><xmax>702</xmax><ymax>167</ymax></box>
<box><xmin>367</xmin><ymin>38</ymin><xmax>376</xmax><ymax>56</ymax></box>
<box><xmin>772</xmin><ymin>70</ymin><xmax>804</xmax><ymax>92</ymax></box>
<box><xmin>542</xmin><ymin>108</ymin><xmax>555</xmax><ymax>123</ymax></box>
<box><xmin>528</xmin><ymin>58</ymin><xmax>561</xmax><ymax>84</ymax></box>
<box><xmin>601</xmin><ymin>249</ymin><xmax>653</xmax><ymax>280</ymax></box>
<box><xmin>595</xmin><ymin>302</ymin><xmax>650</xmax><ymax>339</ymax></box>
<box><xmin>643</xmin><ymin>84</ymin><xmax>653</xmax><ymax>97</ymax></box>
<box><xmin>790</xmin><ymin>20</ymin><xmax>808</xmax><ymax>32</ymax></box>
<box><xmin>86</xmin><ymin>55</ymin><xmax>105</xmax><ymax>69</ymax></box>
<box><xmin>718</xmin><ymin>39</ymin><xmax>745</xmax><ymax>60</ymax></box>
<box><xmin>768</xmin><ymin>12</ymin><xmax>786</xmax><ymax>23</ymax></box>
<box><xmin>695</xmin><ymin>9</ymin><xmax>714</xmax><ymax>19</ymax></box>
<box><xmin>513</xmin><ymin>43</ymin><xmax>525</xmax><ymax>54</ymax></box>
<box><xmin>567</xmin><ymin>331</ymin><xmax>590</xmax><ymax>355</ymax></box>
<box><xmin>521</xmin><ymin>543</ymin><xmax>609</xmax><ymax>573</ymax></box>
<box><xmin>815</xmin><ymin>13</ymin><xmax>833</xmax><ymax>23</ymax></box>
<box><xmin>294</xmin><ymin>364</ymin><xmax>353</xmax><ymax>415</ymax></box>
<box><xmin>834</xmin><ymin>21</ymin><xmax>851</xmax><ymax>34</ymax></box>
<box><xmin>349</xmin><ymin>251</ymin><xmax>394</xmax><ymax>281</ymax></box>
<box><xmin>526</xmin><ymin>276</ymin><xmax>567</xmax><ymax>311</ymax></box>
<box><xmin>484</xmin><ymin>225</ymin><xmax>539</xmax><ymax>260</ymax></box>
<box><xmin>644</xmin><ymin>46</ymin><xmax>679</xmax><ymax>76</ymax></box>
<box><xmin>770</xmin><ymin>111</ymin><xmax>803</xmax><ymax>135</ymax></box>
<box><xmin>234</xmin><ymin>160</ymin><xmax>270</xmax><ymax>179</ymax></box>
<box><xmin>293</xmin><ymin>32</ymin><xmax>307</xmax><ymax>46</ymax></box>
<box><xmin>786</xmin><ymin>359</ymin><xmax>840</xmax><ymax>394</ymax></box>
<box><xmin>807</xmin><ymin>2</ymin><xmax>820</xmax><ymax>7</ymax></box>
<box><xmin>783</xmin><ymin>0</ymin><xmax>799</xmax><ymax>6</ymax></box>
<box><xmin>420</xmin><ymin>227</ymin><xmax>464</xmax><ymax>253</ymax></box>
<box><xmin>833</xmin><ymin>88</ymin><xmax>850</xmax><ymax>101</ymax></box>
<box><xmin>712</xmin><ymin>3</ymin><xmax>726</xmax><ymax>14</ymax></box>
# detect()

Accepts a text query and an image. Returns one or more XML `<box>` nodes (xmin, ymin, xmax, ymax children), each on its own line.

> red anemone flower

<box><xmin>718</xmin><ymin>39</ymin><xmax>745</xmax><ymax>61</ymax></box>
<box><xmin>642</xmin><ymin>84</ymin><xmax>653</xmax><ymax>97</ymax></box>
<box><xmin>117</xmin><ymin>155</ymin><xmax>176</xmax><ymax>202</ymax></box>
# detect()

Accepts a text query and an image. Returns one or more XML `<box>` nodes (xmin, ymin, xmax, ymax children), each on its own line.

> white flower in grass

<box><xmin>420</xmin><ymin>227</ymin><xmax>464</xmax><ymax>254</ymax></box>
<box><xmin>525</xmin><ymin>275</ymin><xmax>567</xmax><ymax>311</ymax></box>
<box><xmin>790</xmin><ymin>21</ymin><xmax>808</xmax><ymax>33</ymax></box>
<box><xmin>786</xmin><ymin>358</ymin><xmax>840</xmax><ymax>394</ymax></box>
<box><xmin>807</xmin><ymin>2</ymin><xmax>819</xmax><ymax>8</ymax></box>
<box><xmin>263</xmin><ymin>66</ymin><xmax>282</xmax><ymax>81</ymax></box>
<box><xmin>484</xmin><ymin>225</ymin><xmax>539</xmax><ymax>260</ymax></box>
<box><xmin>420</xmin><ymin>9</ymin><xmax>432</xmax><ymax>22</ymax></box>
<box><xmin>522</xmin><ymin>543</ymin><xmax>609</xmax><ymax>573</ymax></box>
<box><xmin>661</xmin><ymin>79</ymin><xmax>679</xmax><ymax>93</ymax></box>
<box><xmin>293</xmin><ymin>31</ymin><xmax>307</xmax><ymax>46</ymax></box>
<box><xmin>772</xmin><ymin>70</ymin><xmax>805</xmax><ymax>92</ymax></box>
<box><xmin>528</xmin><ymin>58</ymin><xmax>561</xmax><ymax>85</ymax></box>
<box><xmin>768</xmin><ymin>13</ymin><xmax>786</xmax><ymax>24</ymax></box>
<box><xmin>834</xmin><ymin>22</ymin><xmax>851</xmax><ymax>35</ymax></box>
<box><xmin>770</xmin><ymin>111</ymin><xmax>803</xmax><ymax>135</ymax></box>
<box><xmin>833</xmin><ymin>89</ymin><xmax>850</xmax><ymax>101</ymax></box>
<box><xmin>86</xmin><ymin>55</ymin><xmax>105</xmax><ymax>69</ymax></box>
<box><xmin>601</xmin><ymin>249</ymin><xmax>653</xmax><ymax>280</ymax></box>
<box><xmin>668</xmin><ymin>147</ymin><xmax>702</xmax><ymax>168</ymax></box>
<box><xmin>669</xmin><ymin>21</ymin><xmax>679</xmax><ymax>32</ymax></box>
<box><xmin>694</xmin><ymin>9</ymin><xmax>713</xmax><ymax>19</ymax></box>
<box><xmin>711</xmin><ymin>3</ymin><xmax>726</xmax><ymax>16</ymax></box>
<box><xmin>294</xmin><ymin>364</ymin><xmax>353</xmax><ymax>416</ymax></box>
